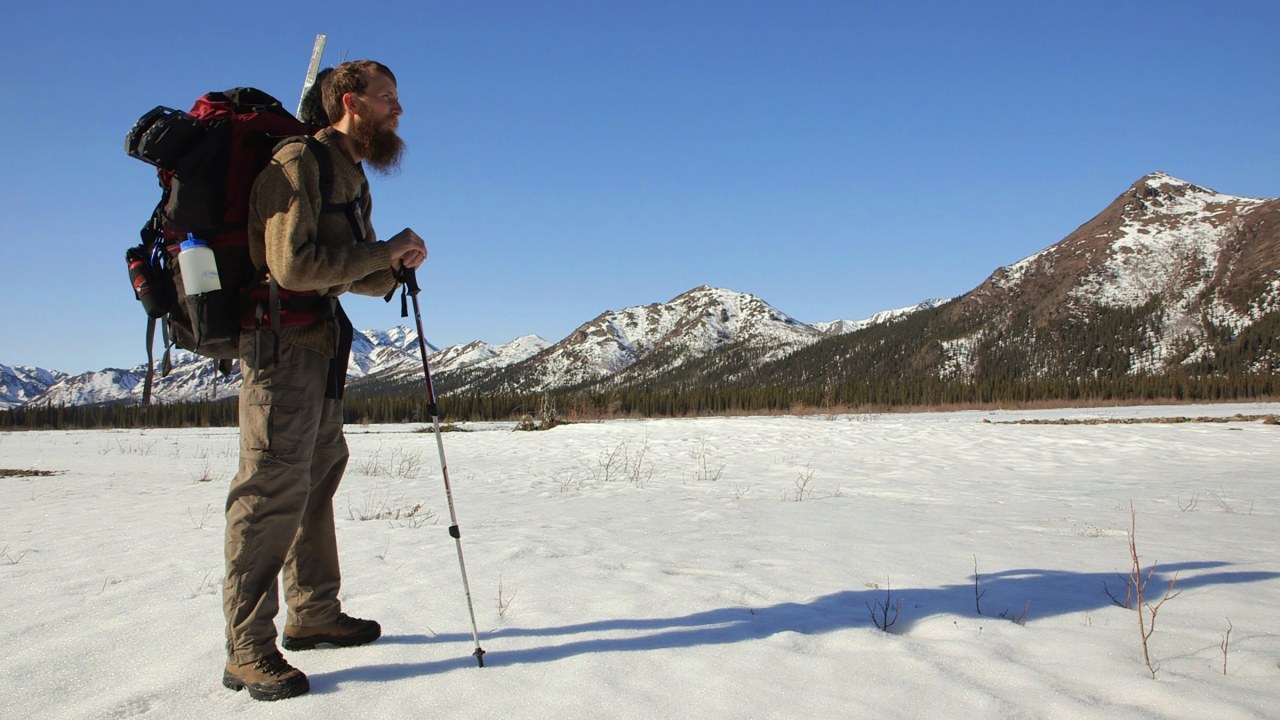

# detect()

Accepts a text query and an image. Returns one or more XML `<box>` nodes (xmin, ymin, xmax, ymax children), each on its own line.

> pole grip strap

<box><xmin>392</xmin><ymin>266</ymin><xmax>421</xmax><ymax>317</ymax></box>
<box><xmin>402</xmin><ymin>266</ymin><xmax>421</xmax><ymax>296</ymax></box>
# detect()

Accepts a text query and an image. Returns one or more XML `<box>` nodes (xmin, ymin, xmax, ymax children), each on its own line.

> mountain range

<box><xmin>1</xmin><ymin>288</ymin><xmax>939</xmax><ymax>408</ymax></box>
<box><xmin>4</xmin><ymin>172</ymin><xmax>1277</xmax><ymax>410</ymax></box>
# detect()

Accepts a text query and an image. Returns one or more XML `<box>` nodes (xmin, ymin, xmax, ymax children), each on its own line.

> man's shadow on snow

<box><xmin>308</xmin><ymin>560</ymin><xmax>1278</xmax><ymax>691</ymax></box>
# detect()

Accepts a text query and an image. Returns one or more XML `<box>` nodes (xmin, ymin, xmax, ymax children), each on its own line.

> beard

<box><xmin>351</xmin><ymin>114</ymin><xmax>406</xmax><ymax>174</ymax></box>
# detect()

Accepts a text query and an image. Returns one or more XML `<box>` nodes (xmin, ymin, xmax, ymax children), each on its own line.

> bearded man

<box><xmin>221</xmin><ymin>59</ymin><xmax>426</xmax><ymax>702</ymax></box>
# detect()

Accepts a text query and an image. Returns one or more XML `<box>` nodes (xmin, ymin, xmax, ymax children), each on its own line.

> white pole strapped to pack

<box><xmin>297</xmin><ymin>34</ymin><xmax>328</xmax><ymax>116</ymax></box>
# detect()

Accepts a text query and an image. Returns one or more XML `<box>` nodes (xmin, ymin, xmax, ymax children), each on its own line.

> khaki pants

<box><xmin>223</xmin><ymin>336</ymin><xmax>348</xmax><ymax>664</ymax></box>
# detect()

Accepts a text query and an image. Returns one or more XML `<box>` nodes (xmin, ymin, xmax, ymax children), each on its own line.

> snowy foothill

<box><xmin>2</xmin><ymin>402</ymin><xmax>1278</xmax><ymax>719</ymax></box>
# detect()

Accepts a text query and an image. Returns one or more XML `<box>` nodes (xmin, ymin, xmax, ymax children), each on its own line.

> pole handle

<box><xmin>401</xmin><ymin>266</ymin><xmax>422</xmax><ymax>296</ymax></box>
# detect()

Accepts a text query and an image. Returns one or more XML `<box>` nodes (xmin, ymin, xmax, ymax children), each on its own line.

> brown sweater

<box><xmin>247</xmin><ymin>127</ymin><xmax>397</xmax><ymax>358</ymax></box>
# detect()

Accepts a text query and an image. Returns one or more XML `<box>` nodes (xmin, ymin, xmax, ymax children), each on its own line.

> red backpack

<box><xmin>125</xmin><ymin>88</ymin><xmax>349</xmax><ymax>402</ymax></box>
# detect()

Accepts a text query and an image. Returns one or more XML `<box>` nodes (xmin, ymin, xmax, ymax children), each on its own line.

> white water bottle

<box><xmin>178</xmin><ymin>234</ymin><xmax>221</xmax><ymax>295</ymax></box>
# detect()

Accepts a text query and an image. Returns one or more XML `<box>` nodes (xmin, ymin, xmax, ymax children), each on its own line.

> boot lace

<box><xmin>254</xmin><ymin>652</ymin><xmax>295</xmax><ymax>677</ymax></box>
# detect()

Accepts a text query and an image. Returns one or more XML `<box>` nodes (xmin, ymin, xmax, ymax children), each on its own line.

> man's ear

<box><xmin>342</xmin><ymin>91</ymin><xmax>361</xmax><ymax>118</ymax></box>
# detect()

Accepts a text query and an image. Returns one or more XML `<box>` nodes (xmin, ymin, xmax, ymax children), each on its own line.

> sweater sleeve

<box><xmin>349</xmin><ymin>267</ymin><xmax>400</xmax><ymax>297</ymax></box>
<box><xmin>348</xmin><ymin>192</ymin><xmax>402</xmax><ymax>297</ymax></box>
<box><xmin>252</xmin><ymin>144</ymin><xmax>392</xmax><ymax>294</ymax></box>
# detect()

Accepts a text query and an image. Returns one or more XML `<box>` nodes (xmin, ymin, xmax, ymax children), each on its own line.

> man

<box><xmin>221</xmin><ymin>60</ymin><xmax>427</xmax><ymax>702</ymax></box>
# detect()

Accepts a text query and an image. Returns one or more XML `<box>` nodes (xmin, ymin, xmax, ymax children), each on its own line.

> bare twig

<box><xmin>1011</xmin><ymin>601</ymin><xmax>1031</xmax><ymax>626</ymax></box>
<box><xmin>187</xmin><ymin>570</ymin><xmax>217</xmax><ymax>599</ymax></box>
<box><xmin>1</xmin><ymin>545</ymin><xmax>29</xmax><ymax>565</ymax></box>
<box><xmin>1210</xmin><ymin>491</ymin><xmax>1235</xmax><ymax>514</ymax></box>
<box><xmin>1128</xmin><ymin>502</ymin><xmax>1181</xmax><ymax>679</ymax></box>
<box><xmin>690</xmin><ymin>436</ymin><xmax>725</xmax><ymax>483</ymax></box>
<box><xmin>865</xmin><ymin>577</ymin><xmax>902</xmax><ymax>632</ymax></box>
<box><xmin>594</xmin><ymin>441</ymin><xmax>627</xmax><ymax>483</ymax></box>
<box><xmin>625</xmin><ymin>436</ymin><xmax>654</xmax><ymax>487</ymax></box>
<box><xmin>187</xmin><ymin>503</ymin><xmax>214</xmax><ymax>530</ymax></box>
<box><xmin>497</xmin><ymin>575</ymin><xmax>516</xmax><ymax>619</ymax></box>
<box><xmin>1221</xmin><ymin>618</ymin><xmax>1233</xmax><ymax>676</ymax></box>
<box><xmin>973</xmin><ymin>555</ymin><xmax>986</xmax><ymax>615</ymax></box>
<box><xmin>792</xmin><ymin>467</ymin><xmax>816</xmax><ymax>501</ymax></box>
<box><xmin>1104</xmin><ymin>573</ymin><xmax>1134</xmax><ymax>609</ymax></box>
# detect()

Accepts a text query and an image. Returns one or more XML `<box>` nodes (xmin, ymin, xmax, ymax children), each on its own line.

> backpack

<box><xmin>124</xmin><ymin>87</ymin><xmax>358</xmax><ymax>403</ymax></box>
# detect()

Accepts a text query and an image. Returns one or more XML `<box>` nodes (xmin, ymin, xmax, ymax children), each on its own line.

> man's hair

<box><xmin>322</xmin><ymin>60</ymin><xmax>397</xmax><ymax>125</ymax></box>
<box><xmin>298</xmin><ymin>67</ymin><xmax>333</xmax><ymax>126</ymax></box>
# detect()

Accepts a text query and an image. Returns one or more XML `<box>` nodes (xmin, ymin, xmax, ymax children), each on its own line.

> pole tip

<box><xmin>474</xmin><ymin>647</ymin><xmax>486</xmax><ymax>668</ymax></box>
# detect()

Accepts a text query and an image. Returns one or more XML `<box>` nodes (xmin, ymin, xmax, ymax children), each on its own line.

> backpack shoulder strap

<box><xmin>298</xmin><ymin>135</ymin><xmax>336</xmax><ymax>206</ymax></box>
<box><xmin>274</xmin><ymin>136</ymin><xmax>364</xmax><ymax>241</ymax></box>
<box><xmin>273</xmin><ymin>135</ymin><xmax>334</xmax><ymax>203</ymax></box>
<box><xmin>296</xmin><ymin>135</ymin><xmax>368</xmax><ymax>243</ymax></box>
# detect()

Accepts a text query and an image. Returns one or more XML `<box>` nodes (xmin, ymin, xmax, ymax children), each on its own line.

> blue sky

<box><xmin>4</xmin><ymin>1</ymin><xmax>1279</xmax><ymax>374</ymax></box>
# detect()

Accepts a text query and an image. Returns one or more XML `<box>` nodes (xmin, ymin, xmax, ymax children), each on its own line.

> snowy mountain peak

<box><xmin>815</xmin><ymin>298</ymin><xmax>952</xmax><ymax>335</ymax></box>
<box><xmin>1133</xmin><ymin>171</ymin><xmax>1194</xmax><ymax>190</ymax></box>
<box><xmin>1125</xmin><ymin>172</ymin><xmax>1267</xmax><ymax>218</ymax></box>
<box><xmin>969</xmin><ymin>171</ymin><xmax>1279</xmax><ymax>374</ymax></box>
<box><xmin>493</xmin><ymin>286</ymin><xmax>827</xmax><ymax>392</ymax></box>
<box><xmin>431</xmin><ymin>335</ymin><xmax>551</xmax><ymax>373</ymax></box>
<box><xmin>1</xmin><ymin>363</ymin><xmax>69</xmax><ymax>409</ymax></box>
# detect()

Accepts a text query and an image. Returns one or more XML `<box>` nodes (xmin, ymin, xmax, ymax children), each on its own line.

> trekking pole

<box><xmin>402</xmin><ymin>267</ymin><xmax>486</xmax><ymax>668</ymax></box>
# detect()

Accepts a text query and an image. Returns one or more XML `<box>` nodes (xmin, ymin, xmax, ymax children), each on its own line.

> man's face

<box><xmin>350</xmin><ymin>72</ymin><xmax>405</xmax><ymax>173</ymax></box>
<box><xmin>354</xmin><ymin>72</ymin><xmax>401</xmax><ymax>128</ymax></box>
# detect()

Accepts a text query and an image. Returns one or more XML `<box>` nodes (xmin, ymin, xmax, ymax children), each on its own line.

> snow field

<box><xmin>1</xmin><ymin>403</ymin><xmax>1277</xmax><ymax>718</ymax></box>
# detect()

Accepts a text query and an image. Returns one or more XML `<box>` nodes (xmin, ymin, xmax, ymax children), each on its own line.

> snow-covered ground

<box><xmin>2</xmin><ymin>403</ymin><xmax>1278</xmax><ymax>719</ymax></box>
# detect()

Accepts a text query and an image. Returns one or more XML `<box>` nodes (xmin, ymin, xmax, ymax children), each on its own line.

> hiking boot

<box><xmin>222</xmin><ymin>651</ymin><xmax>309</xmax><ymax>702</ymax></box>
<box><xmin>283</xmin><ymin>613</ymin><xmax>382</xmax><ymax>650</ymax></box>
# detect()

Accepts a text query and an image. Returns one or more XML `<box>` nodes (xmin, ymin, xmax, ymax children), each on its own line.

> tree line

<box><xmin>2</xmin><ymin>371</ymin><xmax>1274</xmax><ymax>430</ymax></box>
